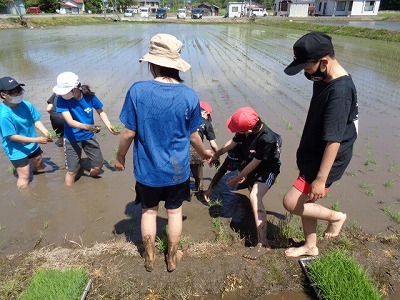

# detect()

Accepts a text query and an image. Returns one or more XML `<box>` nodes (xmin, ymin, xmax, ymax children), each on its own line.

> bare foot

<box><xmin>167</xmin><ymin>249</ymin><xmax>183</xmax><ymax>272</ymax></box>
<box><xmin>285</xmin><ymin>246</ymin><xmax>319</xmax><ymax>258</ymax></box>
<box><xmin>89</xmin><ymin>168</ymin><xmax>100</xmax><ymax>177</ymax></box>
<box><xmin>143</xmin><ymin>235</ymin><xmax>155</xmax><ymax>272</ymax></box>
<box><xmin>324</xmin><ymin>213</ymin><xmax>347</xmax><ymax>239</ymax></box>
<box><xmin>243</xmin><ymin>244</ymin><xmax>271</xmax><ymax>260</ymax></box>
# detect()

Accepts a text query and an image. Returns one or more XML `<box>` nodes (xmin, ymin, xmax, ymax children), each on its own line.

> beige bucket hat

<box><xmin>139</xmin><ymin>34</ymin><xmax>191</xmax><ymax>72</ymax></box>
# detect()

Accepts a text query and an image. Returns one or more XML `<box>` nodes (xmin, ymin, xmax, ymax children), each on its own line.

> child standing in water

<box><xmin>0</xmin><ymin>76</ymin><xmax>52</xmax><ymax>188</ymax></box>
<box><xmin>53</xmin><ymin>72</ymin><xmax>119</xmax><ymax>186</ymax></box>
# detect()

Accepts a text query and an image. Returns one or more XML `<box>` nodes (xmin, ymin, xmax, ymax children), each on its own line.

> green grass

<box><xmin>383</xmin><ymin>179</ymin><xmax>394</xmax><ymax>188</ymax></box>
<box><xmin>307</xmin><ymin>249</ymin><xmax>381</xmax><ymax>300</ymax></box>
<box><xmin>382</xmin><ymin>207</ymin><xmax>400</xmax><ymax>224</ymax></box>
<box><xmin>20</xmin><ymin>268</ymin><xmax>89</xmax><ymax>300</ymax></box>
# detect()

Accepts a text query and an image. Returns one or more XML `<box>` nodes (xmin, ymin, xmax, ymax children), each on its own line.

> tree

<box><xmin>380</xmin><ymin>0</ymin><xmax>400</xmax><ymax>10</ymax></box>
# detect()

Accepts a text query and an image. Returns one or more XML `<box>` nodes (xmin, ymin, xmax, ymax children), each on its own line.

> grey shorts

<box><xmin>64</xmin><ymin>138</ymin><xmax>104</xmax><ymax>172</ymax></box>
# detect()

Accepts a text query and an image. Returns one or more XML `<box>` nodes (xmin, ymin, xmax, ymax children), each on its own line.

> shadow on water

<box><xmin>206</xmin><ymin>170</ymin><xmax>286</xmax><ymax>247</ymax></box>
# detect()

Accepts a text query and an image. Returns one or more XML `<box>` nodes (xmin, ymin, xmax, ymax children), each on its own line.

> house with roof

<box><xmin>314</xmin><ymin>0</ymin><xmax>380</xmax><ymax>16</ymax></box>
<box><xmin>58</xmin><ymin>0</ymin><xmax>85</xmax><ymax>14</ymax></box>
<box><xmin>198</xmin><ymin>3</ymin><xmax>219</xmax><ymax>16</ymax></box>
<box><xmin>274</xmin><ymin>0</ymin><xmax>380</xmax><ymax>17</ymax></box>
<box><xmin>139</xmin><ymin>1</ymin><xmax>160</xmax><ymax>13</ymax></box>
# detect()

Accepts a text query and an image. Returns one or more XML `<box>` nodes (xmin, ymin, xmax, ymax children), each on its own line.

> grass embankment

<box><xmin>257</xmin><ymin>19</ymin><xmax>400</xmax><ymax>43</ymax></box>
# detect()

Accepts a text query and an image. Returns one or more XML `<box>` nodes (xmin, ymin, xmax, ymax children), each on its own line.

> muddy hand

<box><xmin>109</xmin><ymin>125</ymin><xmax>120</xmax><ymax>135</ymax></box>
<box><xmin>88</xmin><ymin>125</ymin><xmax>101</xmax><ymax>133</ymax></box>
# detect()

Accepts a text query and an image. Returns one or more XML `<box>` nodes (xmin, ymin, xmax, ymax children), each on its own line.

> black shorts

<box><xmin>246</xmin><ymin>170</ymin><xmax>278</xmax><ymax>189</ymax></box>
<box><xmin>135</xmin><ymin>179</ymin><xmax>190</xmax><ymax>209</ymax></box>
<box><xmin>10</xmin><ymin>147</ymin><xmax>43</xmax><ymax>168</ymax></box>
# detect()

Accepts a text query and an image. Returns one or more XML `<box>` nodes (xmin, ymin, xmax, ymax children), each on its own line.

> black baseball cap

<box><xmin>0</xmin><ymin>77</ymin><xmax>25</xmax><ymax>92</ymax></box>
<box><xmin>284</xmin><ymin>32</ymin><xmax>334</xmax><ymax>76</ymax></box>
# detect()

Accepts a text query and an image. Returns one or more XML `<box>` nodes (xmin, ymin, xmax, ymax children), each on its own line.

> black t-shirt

<box><xmin>297</xmin><ymin>75</ymin><xmax>358</xmax><ymax>184</ymax></box>
<box><xmin>198</xmin><ymin>117</ymin><xmax>216</xmax><ymax>141</ymax></box>
<box><xmin>233</xmin><ymin>122</ymin><xmax>282</xmax><ymax>174</ymax></box>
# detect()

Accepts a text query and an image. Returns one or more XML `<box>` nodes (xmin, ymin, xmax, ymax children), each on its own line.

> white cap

<box><xmin>52</xmin><ymin>72</ymin><xmax>80</xmax><ymax>95</ymax></box>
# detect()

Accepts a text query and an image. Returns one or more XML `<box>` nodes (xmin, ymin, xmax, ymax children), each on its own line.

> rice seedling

<box><xmin>388</xmin><ymin>162</ymin><xmax>397</xmax><ymax>173</ymax></box>
<box><xmin>359</xmin><ymin>182</ymin><xmax>375</xmax><ymax>196</ymax></box>
<box><xmin>43</xmin><ymin>221</ymin><xmax>49</xmax><ymax>229</ymax></box>
<box><xmin>330</xmin><ymin>201</ymin><xmax>340</xmax><ymax>211</ymax></box>
<box><xmin>8</xmin><ymin>166</ymin><xmax>14</xmax><ymax>174</ymax></box>
<box><xmin>20</xmin><ymin>268</ymin><xmax>89</xmax><ymax>300</ymax></box>
<box><xmin>307</xmin><ymin>249</ymin><xmax>381</xmax><ymax>300</ymax></box>
<box><xmin>382</xmin><ymin>207</ymin><xmax>400</xmax><ymax>224</ymax></box>
<box><xmin>383</xmin><ymin>179</ymin><xmax>394</xmax><ymax>188</ymax></box>
<box><xmin>0</xmin><ymin>223</ymin><xmax>6</xmax><ymax>230</ymax></box>
<box><xmin>155</xmin><ymin>225</ymin><xmax>168</xmax><ymax>253</ymax></box>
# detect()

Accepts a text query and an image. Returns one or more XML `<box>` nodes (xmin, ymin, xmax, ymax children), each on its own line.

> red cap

<box><xmin>200</xmin><ymin>101</ymin><xmax>212</xmax><ymax>115</ymax></box>
<box><xmin>226</xmin><ymin>107</ymin><xmax>259</xmax><ymax>133</ymax></box>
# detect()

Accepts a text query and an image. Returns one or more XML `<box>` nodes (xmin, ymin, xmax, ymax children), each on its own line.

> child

<box><xmin>114</xmin><ymin>34</ymin><xmax>212</xmax><ymax>272</ymax></box>
<box><xmin>52</xmin><ymin>72</ymin><xmax>119</xmax><ymax>186</ymax></box>
<box><xmin>190</xmin><ymin>101</ymin><xmax>218</xmax><ymax>193</ymax></box>
<box><xmin>210</xmin><ymin>107</ymin><xmax>282</xmax><ymax>260</ymax></box>
<box><xmin>282</xmin><ymin>32</ymin><xmax>358</xmax><ymax>258</ymax></box>
<box><xmin>0</xmin><ymin>76</ymin><xmax>52</xmax><ymax>188</ymax></box>
<box><xmin>46</xmin><ymin>93</ymin><xmax>64</xmax><ymax>147</ymax></box>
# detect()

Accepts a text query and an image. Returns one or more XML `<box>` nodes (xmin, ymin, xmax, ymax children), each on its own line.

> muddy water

<box><xmin>0</xmin><ymin>24</ymin><xmax>399</xmax><ymax>260</ymax></box>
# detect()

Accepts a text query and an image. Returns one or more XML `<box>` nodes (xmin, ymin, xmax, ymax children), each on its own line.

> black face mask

<box><xmin>304</xmin><ymin>61</ymin><xmax>327</xmax><ymax>81</ymax></box>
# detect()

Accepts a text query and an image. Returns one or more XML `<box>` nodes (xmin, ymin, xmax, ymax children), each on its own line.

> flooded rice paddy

<box><xmin>0</xmin><ymin>23</ymin><xmax>399</xmax><ymax>256</ymax></box>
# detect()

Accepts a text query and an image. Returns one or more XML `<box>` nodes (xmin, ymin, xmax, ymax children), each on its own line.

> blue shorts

<box><xmin>135</xmin><ymin>179</ymin><xmax>190</xmax><ymax>209</ymax></box>
<box><xmin>11</xmin><ymin>147</ymin><xmax>43</xmax><ymax>168</ymax></box>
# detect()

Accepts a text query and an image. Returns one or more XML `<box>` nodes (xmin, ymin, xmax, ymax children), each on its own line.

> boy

<box><xmin>282</xmin><ymin>32</ymin><xmax>358</xmax><ymax>257</ymax></box>
<box><xmin>211</xmin><ymin>107</ymin><xmax>282</xmax><ymax>260</ymax></box>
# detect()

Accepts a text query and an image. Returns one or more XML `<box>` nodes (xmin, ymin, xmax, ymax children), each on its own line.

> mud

<box><xmin>0</xmin><ymin>23</ymin><xmax>399</xmax><ymax>299</ymax></box>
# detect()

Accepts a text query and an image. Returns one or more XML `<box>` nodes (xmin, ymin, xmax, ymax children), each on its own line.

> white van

<box><xmin>124</xmin><ymin>9</ymin><xmax>134</xmax><ymax>17</ymax></box>
<box><xmin>249</xmin><ymin>8</ymin><xmax>268</xmax><ymax>17</ymax></box>
<box><xmin>177</xmin><ymin>8</ymin><xmax>186</xmax><ymax>19</ymax></box>
<box><xmin>140</xmin><ymin>7</ymin><xmax>149</xmax><ymax>18</ymax></box>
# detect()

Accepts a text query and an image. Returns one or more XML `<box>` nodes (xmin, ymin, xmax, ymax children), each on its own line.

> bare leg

<box><xmin>141</xmin><ymin>206</ymin><xmax>158</xmax><ymax>272</ymax></box>
<box><xmin>30</xmin><ymin>155</ymin><xmax>45</xmax><ymax>174</ymax></box>
<box><xmin>65</xmin><ymin>171</ymin><xmax>77</xmax><ymax>186</ymax></box>
<box><xmin>15</xmin><ymin>164</ymin><xmax>30</xmax><ymax>188</ymax></box>
<box><xmin>243</xmin><ymin>183</ymin><xmax>271</xmax><ymax>260</ymax></box>
<box><xmin>283</xmin><ymin>186</ymin><xmax>346</xmax><ymax>257</ymax></box>
<box><xmin>166</xmin><ymin>206</ymin><xmax>183</xmax><ymax>272</ymax></box>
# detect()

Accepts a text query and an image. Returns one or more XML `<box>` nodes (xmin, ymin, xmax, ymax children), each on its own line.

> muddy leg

<box><xmin>143</xmin><ymin>235</ymin><xmax>155</xmax><ymax>272</ymax></box>
<box><xmin>166</xmin><ymin>243</ymin><xmax>183</xmax><ymax>272</ymax></box>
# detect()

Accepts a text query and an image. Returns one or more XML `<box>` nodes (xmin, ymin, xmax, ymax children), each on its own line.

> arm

<box><xmin>309</xmin><ymin>141</ymin><xmax>340</xmax><ymax>201</ymax></box>
<box><xmin>190</xmin><ymin>132</ymin><xmax>213</xmax><ymax>161</ymax></box>
<box><xmin>114</xmin><ymin>127</ymin><xmax>135</xmax><ymax>171</ymax></box>
<box><xmin>61</xmin><ymin>111</ymin><xmax>100</xmax><ymax>133</ymax></box>
<box><xmin>210</xmin><ymin>139</ymin><xmax>237</xmax><ymax>165</ymax></box>
<box><xmin>96</xmin><ymin>108</ymin><xmax>119</xmax><ymax>135</ymax></box>
<box><xmin>46</xmin><ymin>103</ymin><xmax>53</xmax><ymax>113</ymax></box>
<box><xmin>9</xmin><ymin>134</ymin><xmax>49</xmax><ymax>144</ymax></box>
<box><xmin>227</xmin><ymin>158</ymin><xmax>261</xmax><ymax>187</ymax></box>
<box><xmin>208</xmin><ymin>139</ymin><xmax>218</xmax><ymax>154</ymax></box>
<box><xmin>34</xmin><ymin>120</ymin><xmax>52</xmax><ymax>141</ymax></box>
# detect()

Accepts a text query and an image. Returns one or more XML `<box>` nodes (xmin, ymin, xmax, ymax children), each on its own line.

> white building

<box><xmin>274</xmin><ymin>0</ymin><xmax>380</xmax><ymax>17</ymax></box>
<box><xmin>226</xmin><ymin>2</ymin><xmax>248</xmax><ymax>18</ymax></box>
<box><xmin>314</xmin><ymin>0</ymin><xmax>380</xmax><ymax>16</ymax></box>
<box><xmin>58</xmin><ymin>0</ymin><xmax>85</xmax><ymax>15</ymax></box>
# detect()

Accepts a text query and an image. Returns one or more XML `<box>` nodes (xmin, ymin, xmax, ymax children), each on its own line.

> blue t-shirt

<box><xmin>0</xmin><ymin>100</ymin><xmax>41</xmax><ymax>160</ymax></box>
<box><xmin>56</xmin><ymin>94</ymin><xmax>103</xmax><ymax>141</ymax></box>
<box><xmin>119</xmin><ymin>80</ymin><xmax>202</xmax><ymax>187</ymax></box>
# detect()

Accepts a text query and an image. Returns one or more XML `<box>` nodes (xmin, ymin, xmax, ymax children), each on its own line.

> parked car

<box><xmin>27</xmin><ymin>7</ymin><xmax>41</xmax><ymax>14</ymax></box>
<box><xmin>140</xmin><ymin>7</ymin><xmax>149</xmax><ymax>18</ymax></box>
<box><xmin>124</xmin><ymin>9</ymin><xmax>135</xmax><ymax>17</ymax></box>
<box><xmin>249</xmin><ymin>8</ymin><xmax>268</xmax><ymax>17</ymax></box>
<box><xmin>155</xmin><ymin>8</ymin><xmax>167</xmax><ymax>19</ymax></box>
<box><xmin>191</xmin><ymin>8</ymin><xmax>203</xmax><ymax>19</ymax></box>
<box><xmin>177</xmin><ymin>8</ymin><xmax>186</xmax><ymax>19</ymax></box>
